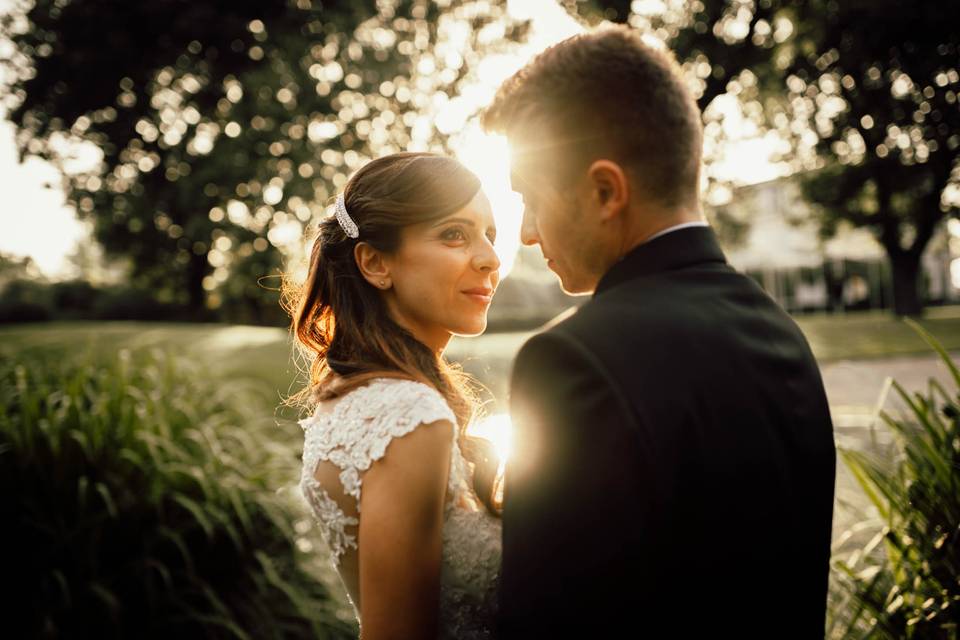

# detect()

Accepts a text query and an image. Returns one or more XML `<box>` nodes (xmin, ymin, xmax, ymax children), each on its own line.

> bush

<box><xmin>50</xmin><ymin>279</ymin><xmax>100</xmax><ymax>319</ymax></box>
<box><xmin>91</xmin><ymin>286</ymin><xmax>195</xmax><ymax>322</ymax></box>
<box><xmin>829</xmin><ymin>317</ymin><xmax>960</xmax><ymax>638</ymax></box>
<box><xmin>0</xmin><ymin>278</ymin><xmax>54</xmax><ymax>323</ymax></box>
<box><xmin>0</xmin><ymin>343</ymin><xmax>356</xmax><ymax>639</ymax></box>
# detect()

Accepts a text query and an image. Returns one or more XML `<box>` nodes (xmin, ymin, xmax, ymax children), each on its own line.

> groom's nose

<box><xmin>519</xmin><ymin>206</ymin><xmax>539</xmax><ymax>246</ymax></box>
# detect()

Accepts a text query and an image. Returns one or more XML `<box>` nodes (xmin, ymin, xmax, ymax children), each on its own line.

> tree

<box><xmin>783</xmin><ymin>0</ymin><xmax>960</xmax><ymax>316</ymax></box>
<box><xmin>0</xmin><ymin>251</ymin><xmax>45</xmax><ymax>292</ymax></box>
<box><xmin>2</xmin><ymin>0</ymin><xmax>524</xmax><ymax>322</ymax></box>
<box><xmin>570</xmin><ymin>0</ymin><xmax>792</xmax><ymax>114</ymax></box>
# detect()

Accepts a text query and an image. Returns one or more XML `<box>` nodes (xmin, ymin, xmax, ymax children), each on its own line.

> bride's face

<box><xmin>383</xmin><ymin>190</ymin><xmax>500</xmax><ymax>351</ymax></box>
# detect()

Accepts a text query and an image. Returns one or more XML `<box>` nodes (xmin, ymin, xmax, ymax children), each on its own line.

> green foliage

<box><xmin>0</xmin><ymin>277</ymin><xmax>55</xmax><ymax>322</ymax></box>
<box><xmin>829</xmin><ymin>317</ymin><xmax>960</xmax><ymax>639</ymax></box>
<box><xmin>0</xmin><ymin>279</ymin><xmax>213</xmax><ymax>324</ymax></box>
<box><xmin>0</xmin><ymin>343</ymin><xmax>356</xmax><ymax>639</ymax></box>
<box><xmin>574</xmin><ymin>0</ymin><xmax>792</xmax><ymax>113</ymax></box>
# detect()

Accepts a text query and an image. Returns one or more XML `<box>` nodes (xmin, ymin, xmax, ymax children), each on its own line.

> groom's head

<box><xmin>481</xmin><ymin>25</ymin><xmax>704</xmax><ymax>294</ymax></box>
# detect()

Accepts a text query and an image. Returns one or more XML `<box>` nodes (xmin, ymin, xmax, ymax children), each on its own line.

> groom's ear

<box><xmin>586</xmin><ymin>160</ymin><xmax>629</xmax><ymax>222</ymax></box>
<box><xmin>354</xmin><ymin>242</ymin><xmax>392</xmax><ymax>289</ymax></box>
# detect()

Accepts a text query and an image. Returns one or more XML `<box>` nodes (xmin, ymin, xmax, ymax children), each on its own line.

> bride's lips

<box><xmin>462</xmin><ymin>287</ymin><xmax>494</xmax><ymax>304</ymax></box>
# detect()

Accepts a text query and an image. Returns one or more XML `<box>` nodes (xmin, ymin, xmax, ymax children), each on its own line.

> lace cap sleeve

<box><xmin>300</xmin><ymin>378</ymin><xmax>457</xmax><ymax>512</ymax></box>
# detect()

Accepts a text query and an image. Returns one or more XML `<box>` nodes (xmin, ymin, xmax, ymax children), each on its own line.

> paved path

<box><xmin>821</xmin><ymin>350</ymin><xmax>960</xmax><ymax>428</ymax></box>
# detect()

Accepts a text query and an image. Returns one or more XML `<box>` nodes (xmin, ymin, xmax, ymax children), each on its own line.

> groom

<box><xmin>482</xmin><ymin>25</ymin><xmax>837</xmax><ymax>638</ymax></box>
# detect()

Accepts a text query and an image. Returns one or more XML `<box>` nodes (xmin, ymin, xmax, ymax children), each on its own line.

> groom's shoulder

<box><xmin>517</xmin><ymin>295</ymin><xmax>643</xmax><ymax>362</ymax></box>
<box><xmin>548</xmin><ymin>287</ymin><xmax>664</xmax><ymax>337</ymax></box>
<box><xmin>511</xmin><ymin>297</ymin><xmax>653</xmax><ymax>397</ymax></box>
<box><xmin>521</xmin><ymin>263</ymin><xmax>774</xmax><ymax>349</ymax></box>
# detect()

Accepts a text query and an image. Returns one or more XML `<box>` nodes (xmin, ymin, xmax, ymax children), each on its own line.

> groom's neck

<box><xmin>618</xmin><ymin>204</ymin><xmax>706</xmax><ymax>259</ymax></box>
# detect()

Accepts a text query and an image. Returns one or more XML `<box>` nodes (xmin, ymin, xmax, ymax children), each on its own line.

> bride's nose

<box><xmin>472</xmin><ymin>239</ymin><xmax>500</xmax><ymax>273</ymax></box>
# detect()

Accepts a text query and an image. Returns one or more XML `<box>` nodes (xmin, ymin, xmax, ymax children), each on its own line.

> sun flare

<box><xmin>468</xmin><ymin>412</ymin><xmax>514</xmax><ymax>465</ymax></box>
<box><xmin>450</xmin><ymin>128</ymin><xmax>523</xmax><ymax>276</ymax></box>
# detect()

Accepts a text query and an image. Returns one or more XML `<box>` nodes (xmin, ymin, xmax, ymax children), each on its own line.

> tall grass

<box><xmin>0</xmin><ymin>342</ymin><xmax>356</xmax><ymax>639</ymax></box>
<box><xmin>829</xmin><ymin>318</ymin><xmax>960</xmax><ymax>639</ymax></box>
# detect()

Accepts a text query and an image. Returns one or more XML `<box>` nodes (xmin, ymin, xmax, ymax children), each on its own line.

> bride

<box><xmin>282</xmin><ymin>152</ymin><xmax>504</xmax><ymax>639</ymax></box>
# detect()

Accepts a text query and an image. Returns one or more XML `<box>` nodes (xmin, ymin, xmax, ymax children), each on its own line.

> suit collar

<box><xmin>593</xmin><ymin>225</ymin><xmax>727</xmax><ymax>297</ymax></box>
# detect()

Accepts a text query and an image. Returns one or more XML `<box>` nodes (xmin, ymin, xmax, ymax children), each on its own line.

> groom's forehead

<box><xmin>509</xmin><ymin>148</ymin><xmax>569</xmax><ymax>195</ymax></box>
<box><xmin>509</xmin><ymin>166</ymin><xmax>541</xmax><ymax>197</ymax></box>
<box><xmin>507</xmin><ymin>127</ymin><xmax>588</xmax><ymax>189</ymax></box>
<box><xmin>509</xmin><ymin>169</ymin><xmax>525</xmax><ymax>193</ymax></box>
<box><xmin>507</xmin><ymin>142</ymin><xmax>546</xmax><ymax>192</ymax></box>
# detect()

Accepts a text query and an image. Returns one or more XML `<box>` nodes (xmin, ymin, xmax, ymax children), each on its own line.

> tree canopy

<box><xmin>2</xmin><ymin>0</ymin><xmax>524</xmax><ymax>323</ymax></box>
<box><xmin>784</xmin><ymin>0</ymin><xmax>960</xmax><ymax>315</ymax></box>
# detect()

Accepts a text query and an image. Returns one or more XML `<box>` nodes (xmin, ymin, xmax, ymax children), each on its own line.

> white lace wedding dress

<box><xmin>298</xmin><ymin>377</ymin><xmax>502</xmax><ymax>639</ymax></box>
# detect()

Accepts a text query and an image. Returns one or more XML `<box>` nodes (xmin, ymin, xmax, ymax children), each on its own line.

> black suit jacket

<box><xmin>497</xmin><ymin>226</ymin><xmax>836</xmax><ymax>639</ymax></box>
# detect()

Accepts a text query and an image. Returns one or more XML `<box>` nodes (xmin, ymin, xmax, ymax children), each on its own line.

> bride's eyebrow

<box><xmin>431</xmin><ymin>217</ymin><xmax>475</xmax><ymax>227</ymax></box>
<box><xmin>431</xmin><ymin>217</ymin><xmax>497</xmax><ymax>238</ymax></box>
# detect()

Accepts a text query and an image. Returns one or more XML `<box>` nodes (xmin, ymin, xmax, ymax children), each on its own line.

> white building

<box><xmin>712</xmin><ymin>177</ymin><xmax>959</xmax><ymax>312</ymax></box>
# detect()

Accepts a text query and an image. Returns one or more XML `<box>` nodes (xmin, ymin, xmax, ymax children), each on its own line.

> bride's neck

<box><xmin>388</xmin><ymin>310</ymin><xmax>451</xmax><ymax>355</ymax></box>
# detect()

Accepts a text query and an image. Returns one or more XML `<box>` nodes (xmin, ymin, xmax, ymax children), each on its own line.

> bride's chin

<box><xmin>452</xmin><ymin>317</ymin><xmax>488</xmax><ymax>337</ymax></box>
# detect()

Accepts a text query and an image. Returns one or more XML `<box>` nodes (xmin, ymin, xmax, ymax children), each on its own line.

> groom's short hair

<box><xmin>481</xmin><ymin>24</ymin><xmax>703</xmax><ymax>210</ymax></box>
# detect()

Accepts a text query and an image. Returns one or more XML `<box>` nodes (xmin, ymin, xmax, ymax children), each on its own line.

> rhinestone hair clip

<box><xmin>334</xmin><ymin>192</ymin><xmax>359</xmax><ymax>238</ymax></box>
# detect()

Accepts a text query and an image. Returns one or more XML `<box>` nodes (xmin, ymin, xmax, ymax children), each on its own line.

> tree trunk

<box><xmin>889</xmin><ymin>251</ymin><xmax>923</xmax><ymax>316</ymax></box>
<box><xmin>186</xmin><ymin>250</ymin><xmax>210</xmax><ymax>320</ymax></box>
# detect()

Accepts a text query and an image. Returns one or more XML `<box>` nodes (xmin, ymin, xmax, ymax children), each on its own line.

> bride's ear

<box><xmin>354</xmin><ymin>242</ymin><xmax>392</xmax><ymax>290</ymax></box>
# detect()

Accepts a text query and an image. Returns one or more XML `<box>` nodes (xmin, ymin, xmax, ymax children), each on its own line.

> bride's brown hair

<box><xmin>280</xmin><ymin>152</ymin><xmax>502</xmax><ymax>517</ymax></box>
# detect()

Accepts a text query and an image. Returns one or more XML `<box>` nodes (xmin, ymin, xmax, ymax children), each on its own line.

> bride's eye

<box><xmin>441</xmin><ymin>227</ymin><xmax>467</xmax><ymax>242</ymax></box>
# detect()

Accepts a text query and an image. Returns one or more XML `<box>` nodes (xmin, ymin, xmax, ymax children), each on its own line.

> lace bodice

<box><xmin>298</xmin><ymin>377</ymin><xmax>502</xmax><ymax>639</ymax></box>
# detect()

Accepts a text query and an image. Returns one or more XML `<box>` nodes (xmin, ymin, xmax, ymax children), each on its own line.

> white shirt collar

<box><xmin>641</xmin><ymin>220</ymin><xmax>709</xmax><ymax>245</ymax></box>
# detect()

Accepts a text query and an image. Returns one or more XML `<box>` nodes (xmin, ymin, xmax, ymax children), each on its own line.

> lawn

<box><xmin>795</xmin><ymin>304</ymin><xmax>960</xmax><ymax>361</ymax></box>
<box><xmin>2</xmin><ymin>306</ymin><xmax>959</xmax><ymax>415</ymax></box>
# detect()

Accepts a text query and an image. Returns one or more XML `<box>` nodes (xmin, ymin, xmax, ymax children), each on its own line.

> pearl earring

<box><xmin>379</xmin><ymin>280</ymin><xmax>386</xmax><ymax>287</ymax></box>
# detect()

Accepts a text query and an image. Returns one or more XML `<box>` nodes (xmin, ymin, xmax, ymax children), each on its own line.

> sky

<box><xmin>0</xmin><ymin>0</ymin><xmax>786</xmax><ymax>280</ymax></box>
<box><xmin>0</xmin><ymin>112</ymin><xmax>91</xmax><ymax>278</ymax></box>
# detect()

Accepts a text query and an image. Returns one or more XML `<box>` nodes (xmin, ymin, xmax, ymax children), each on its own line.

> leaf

<box><xmin>144</xmin><ymin>557</ymin><xmax>173</xmax><ymax>591</ymax></box>
<box><xmin>117</xmin><ymin>446</ymin><xmax>144</xmax><ymax>468</ymax></box>
<box><xmin>95</xmin><ymin>481</ymin><xmax>118</xmax><ymax>519</ymax></box>
<box><xmin>188</xmin><ymin>611</ymin><xmax>253</xmax><ymax>640</ymax></box>
<box><xmin>881</xmin><ymin>393</ymin><xmax>952</xmax><ymax>484</ymax></box>
<box><xmin>839</xmin><ymin>447</ymin><xmax>890</xmax><ymax>521</ymax></box>
<box><xmin>68</xmin><ymin>428</ymin><xmax>93</xmax><ymax>462</ymax></box>
<box><xmin>89</xmin><ymin>581</ymin><xmax>120</xmax><ymax>614</ymax></box>
<box><xmin>49</xmin><ymin>569</ymin><xmax>71</xmax><ymax>609</ymax></box>
<box><xmin>903</xmin><ymin>317</ymin><xmax>960</xmax><ymax>388</ymax></box>
<box><xmin>76</xmin><ymin>475</ymin><xmax>90</xmax><ymax>513</ymax></box>
<box><xmin>254</xmin><ymin>550</ymin><xmax>315</xmax><ymax>620</ymax></box>
<box><xmin>172</xmin><ymin>494</ymin><xmax>215</xmax><ymax>540</ymax></box>
<box><xmin>157</xmin><ymin>526</ymin><xmax>195</xmax><ymax>575</ymax></box>
<box><xmin>226</xmin><ymin>486</ymin><xmax>254</xmax><ymax>535</ymax></box>
<box><xmin>890</xmin><ymin>379</ymin><xmax>948</xmax><ymax>453</ymax></box>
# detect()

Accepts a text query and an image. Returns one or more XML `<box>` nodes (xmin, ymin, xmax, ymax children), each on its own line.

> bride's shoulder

<box><xmin>298</xmin><ymin>376</ymin><xmax>454</xmax><ymax>430</ymax></box>
<box><xmin>338</xmin><ymin>376</ymin><xmax>447</xmax><ymax>408</ymax></box>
